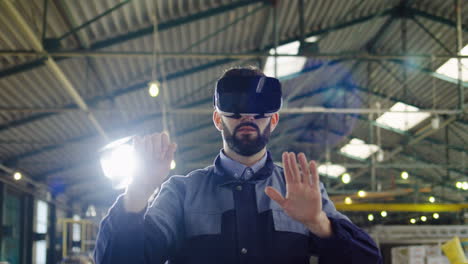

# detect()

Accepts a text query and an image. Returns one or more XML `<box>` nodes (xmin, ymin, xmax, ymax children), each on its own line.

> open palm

<box><xmin>265</xmin><ymin>152</ymin><xmax>328</xmax><ymax>233</ymax></box>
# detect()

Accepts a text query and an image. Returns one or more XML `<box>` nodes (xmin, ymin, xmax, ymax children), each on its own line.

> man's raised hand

<box><xmin>264</xmin><ymin>152</ymin><xmax>332</xmax><ymax>237</ymax></box>
<box><xmin>124</xmin><ymin>131</ymin><xmax>177</xmax><ymax>212</ymax></box>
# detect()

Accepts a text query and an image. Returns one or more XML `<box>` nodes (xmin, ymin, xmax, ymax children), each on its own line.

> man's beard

<box><xmin>222</xmin><ymin>120</ymin><xmax>271</xmax><ymax>156</ymax></box>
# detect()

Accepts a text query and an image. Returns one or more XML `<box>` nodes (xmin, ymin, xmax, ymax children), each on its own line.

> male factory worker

<box><xmin>94</xmin><ymin>67</ymin><xmax>382</xmax><ymax>264</ymax></box>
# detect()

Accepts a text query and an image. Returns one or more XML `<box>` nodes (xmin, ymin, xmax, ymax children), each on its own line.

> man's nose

<box><xmin>240</xmin><ymin>114</ymin><xmax>255</xmax><ymax>122</ymax></box>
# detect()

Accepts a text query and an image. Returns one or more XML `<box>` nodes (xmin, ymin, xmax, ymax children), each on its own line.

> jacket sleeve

<box><xmin>308</xmin><ymin>183</ymin><xmax>383</xmax><ymax>264</ymax></box>
<box><xmin>94</xmin><ymin>176</ymin><xmax>186</xmax><ymax>264</ymax></box>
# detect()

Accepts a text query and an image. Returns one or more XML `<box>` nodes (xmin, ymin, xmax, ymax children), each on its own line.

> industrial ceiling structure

<box><xmin>0</xmin><ymin>0</ymin><xmax>467</xmax><ymax>222</ymax></box>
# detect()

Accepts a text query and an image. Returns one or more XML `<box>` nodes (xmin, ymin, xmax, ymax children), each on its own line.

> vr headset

<box><xmin>214</xmin><ymin>76</ymin><xmax>282</xmax><ymax>115</ymax></box>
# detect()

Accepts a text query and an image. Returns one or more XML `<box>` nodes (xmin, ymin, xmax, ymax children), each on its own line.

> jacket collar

<box><xmin>212</xmin><ymin>151</ymin><xmax>275</xmax><ymax>187</ymax></box>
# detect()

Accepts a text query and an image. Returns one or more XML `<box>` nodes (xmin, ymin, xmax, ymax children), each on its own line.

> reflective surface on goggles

<box><xmin>221</xmin><ymin>113</ymin><xmax>273</xmax><ymax>119</ymax></box>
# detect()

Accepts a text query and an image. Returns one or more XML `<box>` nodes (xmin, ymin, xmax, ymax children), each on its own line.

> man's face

<box><xmin>220</xmin><ymin>114</ymin><xmax>272</xmax><ymax>156</ymax></box>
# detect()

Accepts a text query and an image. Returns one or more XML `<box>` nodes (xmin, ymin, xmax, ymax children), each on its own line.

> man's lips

<box><xmin>237</xmin><ymin>126</ymin><xmax>257</xmax><ymax>132</ymax></box>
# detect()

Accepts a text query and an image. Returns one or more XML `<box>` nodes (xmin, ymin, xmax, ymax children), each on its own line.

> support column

<box><xmin>47</xmin><ymin>201</ymin><xmax>56</xmax><ymax>264</ymax></box>
<box><xmin>455</xmin><ymin>0</ymin><xmax>464</xmax><ymax>111</ymax></box>
<box><xmin>0</xmin><ymin>182</ymin><xmax>4</xmax><ymax>256</ymax></box>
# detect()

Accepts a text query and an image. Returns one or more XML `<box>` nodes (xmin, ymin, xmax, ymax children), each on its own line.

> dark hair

<box><xmin>220</xmin><ymin>66</ymin><xmax>266</xmax><ymax>78</ymax></box>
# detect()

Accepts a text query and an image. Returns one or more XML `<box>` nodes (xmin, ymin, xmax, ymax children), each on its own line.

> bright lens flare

<box><xmin>401</xmin><ymin>171</ymin><xmax>409</xmax><ymax>180</ymax></box>
<box><xmin>170</xmin><ymin>160</ymin><xmax>176</xmax><ymax>170</ymax></box>
<box><xmin>462</xmin><ymin>182</ymin><xmax>468</xmax><ymax>190</ymax></box>
<box><xmin>13</xmin><ymin>172</ymin><xmax>22</xmax><ymax>181</ymax></box>
<box><xmin>341</xmin><ymin>173</ymin><xmax>351</xmax><ymax>184</ymax></box>
<box><xmin>148</xmin><ymin>81</ymin><xmax>160</xmax><ymax>97</ymax></box>
<box><xmin>344</xmin><ymin>197</ymin><xmax>352</xmax><ymax>204</ymax></box>
<box><xmin>100</xmin><ymin>144</ymin><xmax>137</xmax><ymax>189</ymax></box>
<box><xmin>357</xmin><ymin>190</ymin><xmax>366</xmax><ymax>197</ymax></box>
<box><xmin>381</xmin><ymin>211</ymin><xmax>387</xmax><ymax>217</ymax></box>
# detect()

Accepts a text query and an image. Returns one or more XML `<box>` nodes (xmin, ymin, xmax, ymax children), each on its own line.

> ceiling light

<box><xmin>339</xmin><ymin>138</ymin><xmax>380</xmax><ymax>160</ymax></box>
<box><xmin>368</xmin><ymin>214</ymin><xmax>374</xmax><ymax>221</ymax></box>
<box><xmin>86</xmin><ymin>205</ymin><xmax>97</xmax><ymax>217</ymax></box>
<box><xmin>170</xmin><ymin>160</ymin><xmax>176</xmax><ymax>170</ymax></box>
<box><xmin>13</xmin><ymin>172</ymin><xmax>22</xmax><ymax>181</ymax></box>
<box><xmin>148</xmin><ymin>81</ymin><xmax>160</xmax><ymax>97</ymax></box>
<box><xmin>317</xmin><ymin>163</ymin><xmax>346</xmax><ymax>178</ymax></box>
<box><xmin>344</xmin><ymin>197</ymin><xmax>352</xmax><ymax>204</ymax></box>
<box><xmin>456</xmin><ymin>182</ymin><xmax>462</xmax><ymax>188</ymax></box>
<box><xmin>357</xmin><ymin>190</ymin><xmax>366</xmax><ymax>198</ymax></box>
<box><xmin>381</xmin><ymin>211</ymin><xmax>387</xmax><ymax>217</ymax></box>
<box><xmin>410</xmin><ymin>218</ymin><xmax>416</xmax><ymax>224</ymax></box>
<box><xmin>462</xmin><ymin>182</ymin><xmax>468</xmax><ymax>190</ymax></box>
<box><xmin>376</xmin><ymin>102</ymin><xmax>430</xmax><ymax>131</ymax></box>
<box><xmin>428</xmin><ymin>196</ymin><xmax>435</xmax><ymax>203</ymax></box>
<box><xmin>433</xmin><ymin>213</ymin><xmax>439</xmax><ymax>219</ymax></box>
<box><xmin>341</xmin><ymin>173</ymin><xmax>351</xmax><ymax>184</ymax></box>
<box><xmin>420</xmin><ymin>216</ymin><xmax>427</xmax><ymax>222</ymax></box>
<box><xmin>401</xmin><ymin>171</ymin><xmax>409</xmax><ymax>180</ymax></box>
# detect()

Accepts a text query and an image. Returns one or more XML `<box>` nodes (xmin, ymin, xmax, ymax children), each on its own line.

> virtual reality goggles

<box><xmin>214</xmin><ymin>76</ymin><xmax>282</xmax><ymax>115</ymax></box>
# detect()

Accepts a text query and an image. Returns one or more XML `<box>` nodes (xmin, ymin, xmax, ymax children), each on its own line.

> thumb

<box><xmin>265</xmin><ymin>186</ymin><xmax>286</xmax><ymax>207</ymax></box>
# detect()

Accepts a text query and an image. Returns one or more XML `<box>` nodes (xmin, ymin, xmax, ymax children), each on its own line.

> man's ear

<box><xmin>270</xmin><ymin>113</ymin><xmax>279</xmax><ymax>132</ymax></box>
<box><xmin>213</xmin><ymin>111</ymin><xmax>223</xmax><ymax>131</ymax></box>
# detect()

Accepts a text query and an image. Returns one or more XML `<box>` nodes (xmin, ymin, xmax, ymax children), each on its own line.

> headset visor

<box><xmin>215</xmin><ymin>76</ymin><xmax>282</xmax><ymax>114</ymax></box>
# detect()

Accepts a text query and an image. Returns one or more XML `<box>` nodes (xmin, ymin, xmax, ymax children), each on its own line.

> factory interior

<box><xmin>0</xmin><ymin>0</ymin><xmax>467</xmax><ymax>263</ymax></box>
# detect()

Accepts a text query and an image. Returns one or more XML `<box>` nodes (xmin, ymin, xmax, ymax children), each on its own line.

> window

<box><xmin>340</xmin><ymin>138</ymin><xmax>380</xmax><ymax>160</ymax></box>
<box><xmin>72</xmin><ymin>215</ymin><xmax>81</xmax><ymax>253</ymax></box>
<box><xmin>263</xmin><ymin>41</ymin><xmax>307</xmax><ymax>78</ymax></box>
<box><xmin>436</xmin><ymin>44</ymin><xmax>468</xmax><ymax>82</ymax></box>
<box><xmin>33</xmin><ymin>200</ymin><xmax>48</xmax><ymax>264</ymax></box>
<box><xmin>375</xmin><ymin>102</ymin><xmax>430</xmax><ymax>131</ymax></box>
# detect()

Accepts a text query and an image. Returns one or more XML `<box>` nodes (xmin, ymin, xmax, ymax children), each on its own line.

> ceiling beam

<box><xmin>0</xmin><ymin>0</ymin><xmax>264</xmax><ymax>79</ymax></box>
<box><xmin>409</xmin><ymin>7</ymin><xmax>468</xmax><ymax>33</ymax></box>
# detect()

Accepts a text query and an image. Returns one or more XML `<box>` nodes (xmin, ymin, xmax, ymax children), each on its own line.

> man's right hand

<box><xmin>124</xmin><ymin>132</ymin><xmax>177</xmax><ymax>212</ymax></box>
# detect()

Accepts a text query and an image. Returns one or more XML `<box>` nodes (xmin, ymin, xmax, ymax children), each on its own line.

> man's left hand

<box><xmin>265</xmin><ymin>152</ymin><xmax>333</xmax><ymax>238</ymax></box>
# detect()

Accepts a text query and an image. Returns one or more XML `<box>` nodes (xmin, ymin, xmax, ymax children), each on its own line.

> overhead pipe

<box><xmin>3</xmin><ymin>50</ymin><xmax>468</xmax><ymax>60</ymax></box>
<box><xmin>0</xmin><ymin>106</ymin><xmax>462</xmax><ymax>115</ymax></box>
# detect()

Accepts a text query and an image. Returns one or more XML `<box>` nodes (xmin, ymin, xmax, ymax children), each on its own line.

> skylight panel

<box><xmin>375</xmin><ymin>102</ymin><xmax>430</xmax><ymax>131</ymax></box>
<box><xmin>264</xmin><ymin>41</ymin><xmax>307</xmax><ymax>78</ymax></box>
<box><xmin>317</xmin><ymin>163</ymin><xmax>346</xmax><ymax>178</ymax></box>
<box><xmin>340</xmin><ymin>138</ymin><xmax>380</xmax><ymax>160</ymax></box>
<box><xmin>436</xmin><ymin>44</ymin><xmax>468</xmax><ymax>82</ymax></box>
<box><xmin>305</xmin><ymin>36</ymin><xmax>319</xmax><ymax>43</ymax></box>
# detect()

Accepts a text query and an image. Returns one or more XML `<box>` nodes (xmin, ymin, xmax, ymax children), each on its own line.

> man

<box><xmin>95</xmin><ymin>67</ymin><xmax>382</xmax><ymax>263</ymax></box>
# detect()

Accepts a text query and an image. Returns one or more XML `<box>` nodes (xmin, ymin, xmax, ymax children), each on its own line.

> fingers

<box><xmin>298</xmin><ymin>153</ymin><xmax>310</xmax><ymax>184</ymax></box>
<box><xmin>289</xmin><ymin>152</ymin><xmax>302</xmax><ymax>183</ymax></box>
<box><xmin>283</xmin><ymin>152</ymin><xmax>317</xmax><ymax>185</ymax></box>
<box><xmin>164</xmin><ymin>143</ymin><xmax>177</xmax><ymax>161</ymax></box>
<box><xmin>283</xmin><ymin>152</ymin><xmax>306</xmax><ymax>183</ymax></box>
<box><xmin>282</xmin><ymin>152</ymin><xmax>294</xmax><ymax>184</ymax></box>
<box><xmin>133</xmin><ymin>132</ymin><xmax>177</xmax><ymax>161</ymax></box>
<box><xmin>264</xmin><ymin>186</ymin><xmax>286</xmax><ymax>207</ymax></box>
<box><xmin>152</xmin><ymin>133</ymin><xmax>162</xmax><ymax>159</ymax></box>
<box><xmin>160</xmin><ymin>132</ymin><xmax>169</xmax><ymax>159</ymax></box>
<box><xmin>309</xmin><ymin>160</ymin><xmax>319</xmax><ymax>188</ymax></box>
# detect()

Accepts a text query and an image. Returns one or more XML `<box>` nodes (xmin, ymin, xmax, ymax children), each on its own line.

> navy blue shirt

<box><xmin>95</xmin><ymin>151</ymin><xmax>382</xmax><ymax>263</ymax></box>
